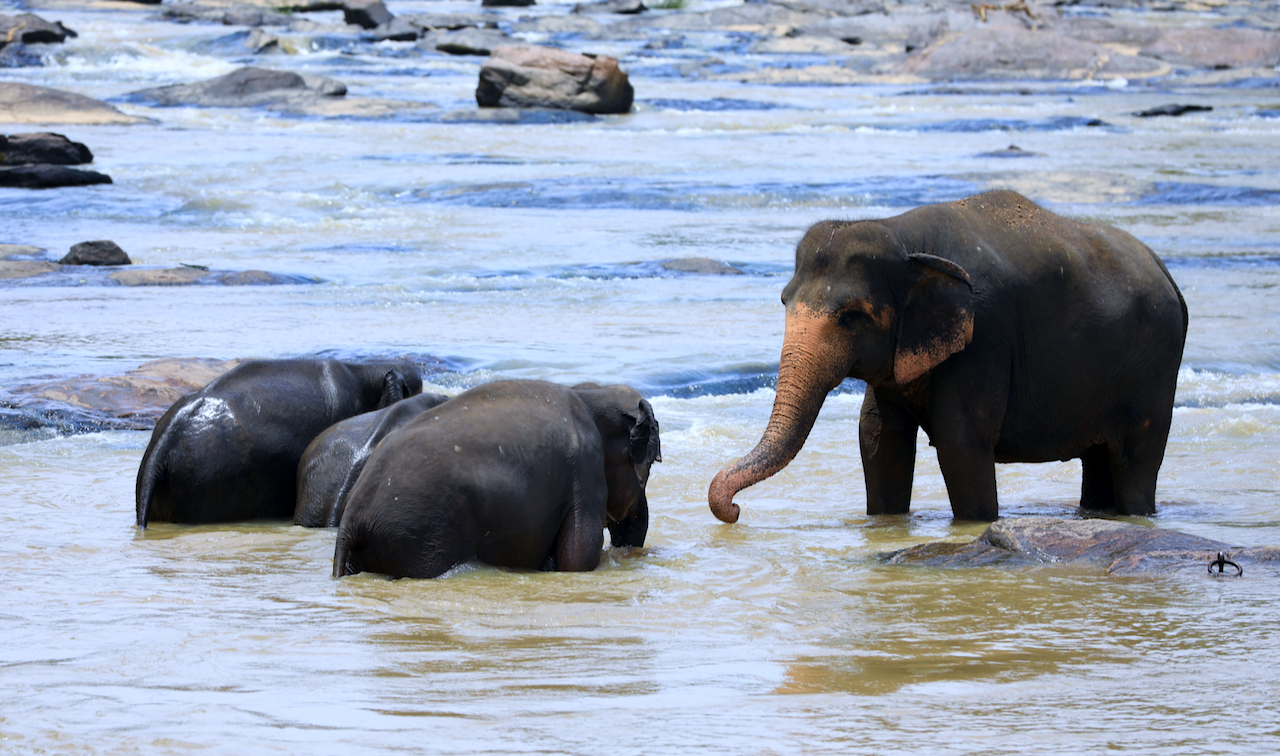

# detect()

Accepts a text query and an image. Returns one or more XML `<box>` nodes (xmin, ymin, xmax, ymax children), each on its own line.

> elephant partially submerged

<box><xmin>333</xmin><ymin>380</ymin><xmax>661</xmax><ymax>579</ymax></box>
<box><xmin>710</xmin><ymin>191</ymin><xmax>1187</xmax><ymax>522</ymax></box>
<box><xmin>294</xmin><ymin>391</ymin><xmax>451</xmax><ymax>528</ymax></box>
<box><xmin>137</xmin><ymin>359</ymin><xmax>422</xmax><ymax>526</ymax></box>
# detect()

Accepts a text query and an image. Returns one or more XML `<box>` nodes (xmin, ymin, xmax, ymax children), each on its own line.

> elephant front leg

<box><xmin>932</xmin><ymin>431</ymin><xmax>999</xmax><ymax>521</ymax></box>
<box><xmin>860</xmin><ymin>388</ymin><xmax>918</xmax><ymax>515</ymax></box>
<box><xmin>608</xmin><ymin>493</ymin><xmax>648</xmax><ymax>548</ymax></box>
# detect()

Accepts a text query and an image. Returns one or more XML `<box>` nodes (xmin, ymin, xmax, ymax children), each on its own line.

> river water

<box><xmin>3</xmin><ymin>1</ymin><xmax>1280</xmax><ymax>752</ymax></box>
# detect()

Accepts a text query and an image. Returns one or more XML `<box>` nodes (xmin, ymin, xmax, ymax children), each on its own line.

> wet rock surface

<box><xmin>658</xmin><ymin>257</ymin><xmax>746</xmax><ymax>275</ymax></box>
<box><xmin>883</xmin><ymin>517</ymin><xmax>1280</xmax><ymax>576</ymax></box>
<box><xmin>476</xmin><ymin>45</ymin><xmax>633</xmax><ymax>114</ymax></box>
<box><xmin>60</xmin><ymin>240</ymin><xmax>130</xmax><ymax>266</ymax></box>
<box><xmin>1</xmin><ymin>132</ymin><xmax>93</xmax><ymax>165</ymax></box>
<box><xmin>129</xmin><ymin>66</ymin><xmax>347</xmax><ymax>108</ymax></box>
<box><xmin>0</xmin><ymin>163</ymin><xmax>111</xmax><ymax>188</ymax></box>
<box><xmin>1</xmin><ymin>357</ymin><xmax>243</xmax><ymax>432</ymax></box>
<box><xmin>0</xmin><ymin>83</ymin><xmax>145</xmax><ymax>125</ymax></box>
<box><xmin>0</xmin><ymin>13</ymin><xmax>77</xmax><ymax>45</ymax></box>
<box><xmin>423</xmin><ymin>27</ymin><xmax>514</xmax><ymax>56</ymax></box>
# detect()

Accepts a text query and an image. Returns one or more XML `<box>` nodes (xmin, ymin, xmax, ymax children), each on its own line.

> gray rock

<box><xmin>976</xmin><ymin>144</ymin><xmax>1044</xmax><ymax>158</ymax></box>
<box><xmin>0</xmin><ymin>260</ymin><xmax>58</xmax><ymax>279</ymax></box>
<box><xmin>129</xmin><ymin>67</ymin><xmax>347</xmax><ymax>108</ymax></box>
<box><xmin>659</xmin><ymin>257</ymin><xmax>745</xmax><ymax>275</ymax></box>
<box><xmin>162</xmin><ymin>3</ymin><xmax>292</xmax><ymax>26</ymax></box>
<box><xmin>882</xmin><ymin>517</ymin><xmax>1280</xmax><ymax>576</ymax></box>
<box><xmin>343</xmin><ymin>0</ymin><xmax>393</xmax><ymax>30</ymax></box>
<box><xmin>510</xmin><ymin>16</ymin><xmax>609</xmax><ymax>36</ymax></box>
<box><xmin>617</xmin><ymin>3</ymin><xmax>832</xmax><ymax>32</ymax></box>
<box><xmin>424</xmin><ymin>27</ymin><xmax>513</xmax><ymax>56</ymax></box>
<box><xmin>398</xmin><ymin>13</ymin><xmax>499</xmax><ymax>31</ymax></box>
<box><xmin>1</xmin><ymin>132</ymin><xmax>92</xmax><ymax>165</ymax></box>
<box><xmin>0</xmin><ymin>13</ymin><xmax>77</xmax><ymax>45</ymax></box>
<box><xmin>898</xmin><ymin>27</ymin><xmax>1169</xmax><ymax>81</ymax></box>
<box><xmin>0</xmin><ymin>83</ymin><xmax>146</xmax><ymax>126</ymax></box>
<box><xmin>476</xmin><ymin>45</ymin><xmax>633</xmax><ymax>115</ymax></box>
<box><xmin>1140</xmin><ymin>27</ymin><xmax>1280</xmax><ymax>70</ymax></box>
<box><xmin>0</xmin><ymin>164</ymin><xmax>111</xmax><ymax>189</ymax></box>
<box><xmin>367</xmin><ymin>17</ymin><xmax>421</xmax><ymax>41</ymax></box>
<box><xmin>61</xmin><ymin>240</ymin><xmax>130</xmax><ymax>266</ymax></box>
<box><xmin>0</xmin><ymin>243</ymin><xmax>46</xmax><ymax>260</ymax></box>
<box><xmin>572</xmin><ymin>0</ymin><xmax>646</xmax><ymax>14</ymax></box>
<box><xmin>108</xmin><ymin>267</ymin><xmax>316</xmax><ymax>286</ymax></box>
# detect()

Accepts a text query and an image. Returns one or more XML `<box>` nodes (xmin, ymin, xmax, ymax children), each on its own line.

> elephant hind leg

<box><xmin>1079</xmin><ymin>444</ymin><xmax>1116</xmax><ymax>511</ymax></box>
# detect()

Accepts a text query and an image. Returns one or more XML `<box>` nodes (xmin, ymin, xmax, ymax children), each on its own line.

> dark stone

<box><xmin>882</xmin><ymin>517</ymin><xmax>1280</xmax><ymax>576</ymax></box>
<box><xmin>477</xmin><ymin>46</ymin><xmax>633</xmax><ymax>115</ymax></box>
<box><xmin>976</xmin><ymin>144</ymin><xmax>1044</xmax><ymax>158</ymax></box>
<box><xmin>61</xmin><ymin>240</ymin><xmax>131</xmax><ymax>266</ymax></box>
<box><xmin>425</xmin><ymin>27</ymin><xmax>512</xmax><ymax>56</ymax></box>
<box><xmin>659</xmin><ymin>257</ymin><xmax>745</xmax><ymax>275</ymax></box>
<box><xmin>343</xmin><ymin>0</ymin><xmax>393</xmax><ymax>30</ymax></box>
<box><xmin>573</xmin><ymin>0</ymin><xmax>646</xmax><ymax>14</ymax></box>
<box><xmin>129</xmin><ymin>67</ymin><xmax>346</xmax><ymax>108</ymax></box>
<box><xmin>0</xmin><ymin>13</ymin><xmax>77</xmax><ymax>44</ymax></box>
<box><xmin>1134</xmin><ymin>104</ymin><xmax>1213</xmax><ymax>118</ymax></box>
<box><xmin>0</xmin><ymin>164</ymin><xmax>111</xmax><ymax>189</ymax></box>
<box><xmin>1</xmin><ymin>132</ymin><xmax>92</xmax><ymax>165</ymax></box>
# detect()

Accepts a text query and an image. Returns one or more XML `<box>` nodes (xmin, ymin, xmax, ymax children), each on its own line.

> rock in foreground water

<box><xmin>0</xmin><ymin>164</ymin><xmax>112</xmax><ymax>189</ymax></box>
<box><xmin>0</xmin><ymin>83</ymin><xmax>145</xmax><ymax>125</ymax></box>
<box><xmin>0</xmin><ymin>13</ymin><xmax>77</xmax><ymax>45</ymax></box>
<box><xmin>883</xmin><ymin>517</ymin><xmax>1280</xmax><ymax>576</ymax></box>
<box><xmin>1</xmin><ymin>132</ymin><xmax>93</xmax><ymax>165</ymax></box>
<box><xmin>60</xmin><ymin>241</ymin><xmax>131</xmax><ymax>266</ymax></box>
<box><xmin>476</xmin><ymin>46</ymin><xmax>633</xmax><ymax>114</ymax></box>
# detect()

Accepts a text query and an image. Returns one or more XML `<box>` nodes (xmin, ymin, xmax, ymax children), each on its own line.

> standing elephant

<box><xmin>137</xmin><ymin>359</ymin><xmax>422</xmax><ymax>526</ymax></box>
<box><xmin>709</xmin><ymin>191</ymin><xmax>1187</xmax><ymax>522</ymax></box>
<box><xmin>333</xmin><ymin>380</ymin><xmax>661</xmax><ymax>579</ymax></box>
<box><xmin>294</xmin><ymin>391</ymin><xmax>451</xmax><ymax>528</ymax></box>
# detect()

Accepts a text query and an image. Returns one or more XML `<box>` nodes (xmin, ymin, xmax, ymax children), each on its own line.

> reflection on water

<box><xmin>2</xmin><ymin>0</ymin><xmax>1280</xmax><ymax>752</ymax></box>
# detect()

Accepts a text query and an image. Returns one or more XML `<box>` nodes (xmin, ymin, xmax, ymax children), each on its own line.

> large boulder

<box><xmin>60</xmin><ymin>240</ymin><xmax>131</xmax><ymax>266</ymax></box>
<box><xmin>0</xmin><ymin>164</ymin><xmax>111</xmax><ymax>189</ymax></box>
<box><xmin>129</xmin><ymin>67</ymin><xmax>346</xmax><ymax>108</ymax></box>
<box><xmin>0</xmin><ymin>83</ymin><xmax>145</xmax><ymax>125</ymax></box>
<box><xmin>0</xmin><ymin>13</ymin><xmax>77</xmax><ymax>45</ymax></box>
<box><xmin>1140</xmin><ymin>27</ymin><xmax>1280</xmax><ymax>70</ymax></box>
<box><xmin>898</xmin><ymin>26</ymin><xmax>1169</xmax><ymax>80</ymax></box>
<box><xmin>476</xmin><ymin>46</ymin><xmax>633</xmax><ymax>115</ymax></box>
<box><xmin>1</xmin><ymin>132</ymin><xmax>92</xmax><ymax>165</ymax></box>
<box><xmin>343</xmin><ymin>0</ymin><xmax>393</xmax><ymax>30</ymax></box>
<box><xmin>883</xmin><ymin>517</ymin><xmax>1280</xmax><ymax>576</ymax></box>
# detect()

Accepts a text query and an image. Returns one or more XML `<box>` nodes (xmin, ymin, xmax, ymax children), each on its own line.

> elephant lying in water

<box><xmin>710</xmin><ymin>190</ymin><xmax>1187</xmax><ymax>522</ymax></box>
<box><xmin>294</xmin><ymin>391</ymin><xmax>450</xmax><ymax>528</ymax></box>
<box><xmin>333</xmin><ymin>380</ymin><xmax>661</xmax><ymax>579</ymax></box>
<box><xmin>137</xmin><ymin>359</ymin><xmax>422</xmax><ymax>526</ymax></box>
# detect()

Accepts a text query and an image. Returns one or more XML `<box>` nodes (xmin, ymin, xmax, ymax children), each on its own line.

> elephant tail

<box><xmin>135</xmin><ymin>428</ymin><xmax>173</xmax><ymax>528</ymax></box>
<box><xmin>333</xmin><ymin>528</ymin><xmax>359</xmax><ymax>578</ymax></box>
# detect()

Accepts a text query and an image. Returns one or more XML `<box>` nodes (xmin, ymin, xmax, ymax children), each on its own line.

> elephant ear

<box><xmin>377</xmin><ymin>369</ymin><xmax>407</xmax><ymax>409</ymax></box>
<box><xmin>894</xmin><ymin>253</ymin><xmax>975</xmax><ymax>385</ymax></box>
<box><xmin>627</xmin><ymin>398</ymin><xmax>662</xmax><ymax>487</ymax></box>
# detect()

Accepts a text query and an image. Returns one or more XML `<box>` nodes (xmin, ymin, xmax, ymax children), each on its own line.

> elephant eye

<box><xmin>839</xmin><ymin>309</ymin><xmax>870</xmax><ymax>329</ymax></box>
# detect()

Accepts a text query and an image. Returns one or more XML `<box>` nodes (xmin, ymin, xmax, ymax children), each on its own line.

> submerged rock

<box><xmin>976</xmin><ymin>144</ymin><xmax>1044</xmax><ymax>158</ymax></box>
<box><xmin>659</xmin><ymin>257</ymin><xmax>745</xmax><ymax>275</ymax></box>
<box><xmin>476</xmin><ymin>46</ymin><xmax>633</xmax><ymax>115</ymax></box>
<box><xmin>60</xmin><ymin>241</ymin><xmax>130</xmax><ymax>266</ymax></box>
<box><xmin>0</xmin><ymin>13</ymin><xmax>77</xmax><ymax>45</ymax></box>
<box><xmin>0</xmin><ymin>83</ymin><xmax>146</xmax><ymax>125</ymax></box>
<box><xmin>7</xmin><ymin>357</ymin><xmax>243</xmax><ymax>429</ymax></box>
<box><xmin>0</xmin><ymin>164</ymin><xmax>111</xmax><ymax>189</ymax></box>
<box><xmin>129</xmin><ymin>66</ymin><xmax>346</xmax><ymax>108</ymax></box>
<box><xmin>1134</xmin><ymin>103</ymin><xmax>1213</xmax><ymax>118</ymax></box>
<box><xmin>883</xmin><ymin>517</ymin><xmax>1280</xmax><ymax>576</ymax></box>
<box><xmin>1</xmin><ymin>132</ymin><xmax>93</xmax><ymax>165</ymax></box>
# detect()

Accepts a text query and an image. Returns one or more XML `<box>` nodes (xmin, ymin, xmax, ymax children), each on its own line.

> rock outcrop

<box><xmin>343</xmin><ymin>0</ymin><xmax>393</xmax><ymax>30</ymax></box>
<box><xmin>129</xmin><ymin>66</ymin><xmax>347</xmax><ymax>108</ymax></box>
<box><xmin>883</xmin><ymin>517</ymin><xmax>1280</xmax><ymax>576</ymax></box>
<box><xmin>0</xmin><ymin>164</ymin><xmax>112</xmax><ymax>189</ymax></box>
<box><xmin>0</xmin><ymin>132</ymin><xmax>93</xmax><ymax>165</ymax></box>
<box><xmin>60</xmin><ymin>240</ymin><xmax>131</xmax><ymax>266</ymax></box>
<box><xmin>0</xmin><ymin>83</ymin><xmax>145</xmax><ymax>125</ymax></box>
<box><xmin>476</xmin><ymin>46</ymin><xmax>633</xmax><ymax>115</ymax></box>
<box><xmin>898</xmin><ymin>26</ymin><xmax>1170</xmax><ymax>80</ymax></box>
<box><xmin>0</xmin><ymin>13</ymin><xmax>77</xmax><ymax>45</ymax></box>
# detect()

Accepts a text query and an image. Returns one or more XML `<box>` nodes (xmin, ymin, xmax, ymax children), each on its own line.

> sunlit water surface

<box><xmin>2</xmin><ymin>1</ymin><xmax>1279</xmax><ymax>752</ymax></box>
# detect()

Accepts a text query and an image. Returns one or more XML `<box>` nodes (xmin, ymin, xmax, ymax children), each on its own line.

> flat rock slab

<box><xmin>0</xmin><ymin>163</ymin><xmax>111</xmax><ymax>188</ymax></box>
<box><xmin>0</xmin><ymin>83</ymin><xmax>145</xmax><ymax>125</ymax></box>
<box><xmin>9</xmin><ymin>357</ymin><xmax>243</xmax><ymax>428</ymax></box>
<box><xmin>0</xmin><ymin>261</ymin><xmax>318</xmax><ymax>286</ymax></box>
<box><xmin>883</xmin><ymin>517</ymin><xmax>1280</xmax><ymax>576</ymax></box>
<box><xmin>423</xmin><ymin>27</ymin><xmax>512</xmax><ymax>56</ymax></box>
<box><xmin>658</xmin><ymin>257</ymin><xmax>745</xmax><ymax>275</ymax></box>
<box><xmin>899</xmin><ymin>27</ymin><xmax>1171</xmax><ymax>81</ymax></box>
<box><xmin>129</xmin><ymin>66</ymin><xmax>347</xmax><ymax>108</ymax></box>
<box><xmin>0</xmin><ymin>260</ymin><xmax>59</xmax><ymax>279</ymax></box>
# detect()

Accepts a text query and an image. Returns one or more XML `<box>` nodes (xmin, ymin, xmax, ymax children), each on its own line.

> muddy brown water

<box><xmin>2</xmin><ymin>1</ymin><xmax>1279</xmax><ymax>752</ymax></box>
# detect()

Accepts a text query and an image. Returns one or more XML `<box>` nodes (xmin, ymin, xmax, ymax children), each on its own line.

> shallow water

<box><xmin>2</xmin><ymin>1</ymin><xmax>1280</xmax><ymax>753</ymax></box>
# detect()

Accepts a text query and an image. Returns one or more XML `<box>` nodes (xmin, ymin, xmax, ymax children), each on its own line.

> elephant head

<box><xmin>573</xmin><ymin>383</ymin><xmax>662</xmax><ymax>547</ymax></box>
<box><xmin>707</xmin><ymin>220</ymin><xmax>974</xmax><ymax>523</ymax></box>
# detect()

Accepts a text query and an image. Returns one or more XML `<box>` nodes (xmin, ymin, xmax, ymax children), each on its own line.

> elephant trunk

<box><xmin>708</xmin><ymin>307</ymin><xmax>853</xmax><ymax>523</ymax></box>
